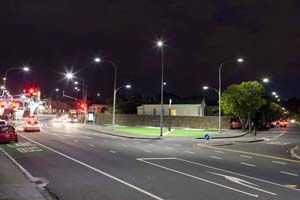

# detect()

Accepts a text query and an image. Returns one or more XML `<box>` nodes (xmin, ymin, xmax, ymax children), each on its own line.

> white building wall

<box><xmin>137</xmin><ymin>104</ymin><xmax>205</xmax><ymax>117</ymax></box>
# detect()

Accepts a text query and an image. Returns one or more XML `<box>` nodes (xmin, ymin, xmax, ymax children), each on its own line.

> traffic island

<box><xmin>0</xmin><ymin>147</ymin><xmax>53</xmax><ymax>200</ymax></box>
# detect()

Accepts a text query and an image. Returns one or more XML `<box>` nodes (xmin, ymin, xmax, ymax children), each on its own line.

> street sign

<box><xmin>204</xmin><ymin>134</ymin><xmax>210</xmax><ymax>141</ymax></box>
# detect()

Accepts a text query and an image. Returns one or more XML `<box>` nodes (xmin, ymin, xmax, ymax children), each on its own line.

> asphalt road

<box><xmin>1</xmin><ymin>118</ymin><xmax>300</xmax><ymax>200</ymax></box>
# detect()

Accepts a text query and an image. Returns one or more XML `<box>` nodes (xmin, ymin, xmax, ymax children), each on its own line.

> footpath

<box><xmin>0</xmin><ymin>148</ymin><xmax>52</xmax><ymax>200</ymax></box>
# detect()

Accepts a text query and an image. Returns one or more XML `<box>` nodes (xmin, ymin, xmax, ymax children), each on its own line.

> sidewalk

<box><xmin>83</xmin><ymin>124</ymin><xmax>251</xmax><ymax>140</ymax></box>
<box><xmin>0</xmin><ymin>148</ymin><xmax>51</xmax><ymax>200</ymax></box>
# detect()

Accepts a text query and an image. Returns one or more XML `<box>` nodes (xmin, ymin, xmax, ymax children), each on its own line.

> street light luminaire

<box><xmin>262</xmin><ymin>78</ymin><xmax>269</xmax><ymax>83</ymax></box>
<box><xmin>203</xmin><ymin>86</ymin><xmax>209</xmax><ymax>90</ymax></box>
<box><xmin>23</xmin><ymin>67</ymin><xmax>30</xmax><ymax>72</ymax></box>
<box><xmin>272</xmin><ymin>92</ymin><xmax>277</xmax><ymax>96</ymax></box>
<box><xmin>237</xmin><ymin>58</ymin><xmax>244</xmax><ymax>63</ymax></box>
<box><xmin>55</xmin><ymin>88</ymin><xmax>59</xmax><ymax>92</ymax></box>
<box><xmin>125</xmin><ymin>84</ymin><xmax>131</xmax><ymax>89</ymax></box>
<box><xmin>66</xmin><ymin>72</ymin><xmax>74</xmax><ymax>80</ymax></box>
<box><xmin>156</xmin><ymin>40</ymin><xmax>164</xmax><ymax>48</ymax></box>
<box><xmin>94</xmin><ymin>57</ymin><xmax>101</xmax><ymax>63</ymax></box>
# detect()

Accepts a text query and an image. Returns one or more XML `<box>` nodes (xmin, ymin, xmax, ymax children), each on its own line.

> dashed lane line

<box><xmin>240</xmin><ymin>155</ymin><xmax>253</xmax><ymax>159</ymax></box>
<box><xmin>110</xmin><ymin>150</ymin><xmax>117</xmax><ymax>154</ymax></box>
<box><xmin>73</xmin><ymin>140</ymin><xmax>79</xmax><ymax>143</ymax></box>
<box><xmin>185</xmin><ymin>151</ymin><xmax>195</xmax><ymax>154</ymax></box>
<box><xmin>89</xmin><ymin>144</ymin><xmax>95</xmax><ymax>147</ymax></box>
<box><xmin>272</xmin><ymin>161</ymin><xmax>286</xmax><ymax>165</ymax></box>
<box><xmin>122</xmin><ymin>144</ymin><xmax>127</xmax><ymax>148</ymax></box>
<box><xmin>280</xmin><ymin>171</ymin><xmax>298</xmax><ymax>177</ymax></box>
<box><xmin>144</xmin><ymin>150</ymin><xmax>152</xmax><ymax>153</ymax></box>
<box><xmin>210</xmin><ymin>156</ymin><xmax>223</xmax><ymax>160</ymax></box>
<box><xmin>19</xmin><ymin>134</ymin><xmax>164</xmax><ymax>200</ymax></box>
<box><xmin>241</xmin><ymin>162</ymin><xmax>256</xmax><ymax>167</ymax></box>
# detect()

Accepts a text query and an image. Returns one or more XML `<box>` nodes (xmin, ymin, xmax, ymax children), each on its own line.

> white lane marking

<box><xmin>185</xmin><ymin>151</ymin><xmax>195</xmax><ymax>154</ymax></box>
<box><xmin>148</xmin><ymin>144</ymin><xmax>155</xmax><ymax>147</ymax></box>
<box><xmin>214</xmin><ymin>150</ymin><xmax>224</xmax><ymax>154</ymax></box>
<box><xmin>89</xmin><ymin>144</ymin><xmax>95</xmax><ymax>147</ymax></box>
<box><xmin>208</xmin><ymin>171</ymin><xmax>276</xmax><ymax>196</ymax></box>
<box><xmin>144</xmin><ymin>150</ymin><xmax>152</xmax><ymax>153</ymax></box>
<box><xmin>280</xmin><ymin>171</ymin><xmax>298</xmax><ymax>177</ymax></box>
<box><xmin>174</xmin><ymin>158</ymin><xmax>300</xmax><ymax>192</ymax></box>
<box><xmin>110</xmin><ymin>150</ymin><xmax>116</xmax><ymax>154</ymax></box>
<box><xmin>210</xmin><ymin>156</ymin><xmax>223</xmax><ymax>160</ymax></box>
<box><xmin>137</xmin><ymin>158</ymin><xmax>258</xmax><ymax>198</ymax></box>
<box><xmin>73</xmin><ymin>140</ymin><xmax>79</xmax><ymax>143</ymax></box>
<box><xmin>272</xmin><ymin>161</ymin><xmax>286</xmax><ymax>165</ymax></box>
<box><xmin>241</xmin><ymin>162</ymin><xmax>256</xmax><ymax>167</ymax></box>
<box><xmin>122</xmin><ymin>144</ymin><xmax>127</xmax><ymax>148</ymax></box>
<box><xmin>240</xmin><ymin>155</ymin><xmax>253</xmax><ymax>159</ymax></box>
<box><xmin>19</xmin><ymin>134</ymin><xmax>164</xmax><ymax>200</ymax></box>
<box><xmin>166</xmin><ymin>147</ymin><xmax>174</xmax><ymax>150</ymax></box>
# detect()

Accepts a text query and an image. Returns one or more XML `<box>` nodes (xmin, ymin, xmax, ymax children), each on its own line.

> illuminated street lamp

<box><xmin>156</xmin><ymin>39</ymin><xmax>165</xmax><ymax>137</ymax></box>
<box><xmin>94</xmin><ymin>57</ymin><xmax>118</xmax><ymax>130</ymax></box>
<box><xmin>50</xmin><ymin>88</ymin><xmax>60</xmax><ymax>114</ymax></box>
<box><xmin>97</xmin><ymin>93</ymin><xmax>101</xmax><ymax>97</ymax></box>
<box><xmin>262</xmin><ymin>78</ymin><xmax>269</xmax><ymax>83</ymax></box>
<box><xmin>218</xmin><ymin>58</ymin><xmax>244</xmax><ymax>133</ymax></box>
<box><xmin>2</xmin><ymin>66</ymin><xmax>30</xmax><ymax>96</ymax></box>
<box><xmin>272</xmin><ymin>92</ymin><xmax>277</xmax><ymax>96</ymax></box>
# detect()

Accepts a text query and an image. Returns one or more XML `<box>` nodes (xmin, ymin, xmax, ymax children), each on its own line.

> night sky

<box><xmin>0</xmin><ymin>1</ymin><xmax>299</xmax><ymax>102</ymax></box>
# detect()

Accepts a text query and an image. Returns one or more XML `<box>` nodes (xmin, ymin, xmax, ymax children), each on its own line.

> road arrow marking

<box><xmin>207</xmin><ymin>171</ymin><xmax>277</xmax><ymax>196</ymax></box>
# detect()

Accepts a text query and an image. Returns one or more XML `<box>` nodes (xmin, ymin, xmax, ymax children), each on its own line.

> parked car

<box><xmin>0</xmin><ymin>125</ymin><xmax>18</xmax><ymax>143</ymax></box>
<box><xmin>230</xmin><ymin>120</ymin><xmax>242</xmax><ymax>129</ymax></box>
<box><xmin>279</xmin><ymin>119</ymin><xmax>288</xmax><ymax>127</ymax></box>
<box><xmin>23</xmin><ymin>116</ymin><xmax>40</xmax><ymax>132</ymax></box>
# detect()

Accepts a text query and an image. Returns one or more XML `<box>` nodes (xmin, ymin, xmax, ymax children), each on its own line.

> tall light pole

<box><xmin>156</xmin><ymin>40</ymin><xmax>165</xmax><ymax>137</ymax></box>
<box><xmin>50</xmin><ymin>88</ymin><xmax>59</xmax><ymax>114</ymax></box>
<box><xmin>218</xmin><ymin>58</ymin><xmax>243</xmax><ymax>133</ymax></box>
<box><xmin>2</xmin><ymin>66</ymin><xmax>30</xmax><ymax>96</ymax></box>
<box><xmin>65</xmin><ymin>72</ymin><xmax>87</xmax><ymax>123</ymax></box>
<box><xmin>94</xmin><ymin>57</ymin><xmax>118</xmax><ymax>130</ymax></box>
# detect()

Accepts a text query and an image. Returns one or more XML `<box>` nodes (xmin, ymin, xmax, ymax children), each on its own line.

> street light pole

<box><xmin>2</xmin><ymin>66</ymin><xmax>30</xmax><ymax>96</ymax></box>
<box><xmin>94</xmin><ymin>58</ymin><xmax>117</xmax><ymax>130</ymax></box>
<box><xmin>156</xmin><ymin>40</ymin><xmax>164</xmax><ymax>137</ymax></box>
<box><xmin>50</xmin><ymin>88</ymin><xmax>59</xmax><ymax>114</ymax></box>
<box><xmin>218</xmin><ymin>58</ymin><xmax>244</xmax><ymax>133</ymax></box>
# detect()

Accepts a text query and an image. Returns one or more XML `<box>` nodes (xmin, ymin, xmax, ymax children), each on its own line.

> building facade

<box><xmin>137</xmin><ymin>101</ymin><xmax>206</xmax><ymax>117</ymax></box>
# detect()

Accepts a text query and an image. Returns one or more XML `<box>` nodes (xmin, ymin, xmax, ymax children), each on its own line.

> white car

<box><xmin>23</xmin><ymin>116</ymin><xmax>40</xmax><ymax>132</ymax></box>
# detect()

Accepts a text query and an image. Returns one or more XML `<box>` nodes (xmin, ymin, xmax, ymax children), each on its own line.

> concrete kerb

<box><xmin>290</xmin><ymin>145</ymin><xmax>300</xmax><ymax>160</ymax></box>
<box><xmin>195</xmin><ymin>131</ymin><xmax>251</xmax><ymax>140</ymax></box>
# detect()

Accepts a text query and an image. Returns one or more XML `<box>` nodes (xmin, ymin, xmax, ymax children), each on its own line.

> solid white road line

<box><xmin>272</xmin><ymin>161</ymin><xmax>286</xmax><ymax>165</ymax></box>
<box><xmin>214</xmin><ymin>150</ymin><xmax>224</xmax><ymax>154</ymax></box>
<box><xmin>175</xmin><ymin>158</ymin><xmax>300</xmax><ymax>192</ymax></box>
<box><xmin>110</xmin><ymin>150</ymin><xmax>117</xmax><ymax>154</ymax></box>
<box><xmin>122</xmin><ymin>144</ymin><xmax>127</xmax><ymax>148</ymax></box>
<box><xmin>19</xmin><ymin>134</ymin><xmax>164</xmax><ymax>200</ymax></box>
<box><xmin>144</xmin><ymin>150</ymin><xmax>152</xmax><ymax>153</ymax></box>
<box><xmin>73</xmin><ymin>140</ymin><xmax>79</xmax><ymax>143</ymax></box>
<box><xmin>185</xmin><ymin>151</ymin><xmax>195</xmax><ymax>154</ymax></box>
<box><xmin>89</xmin><ymin>144</ymin><xmax>95</xmax><ymax>147</ymax></box>
<box><xmin>280</xmin><ymin>171</ymin><xmax>298</xmax><ymax>177</ymax></box>
<box><xmin>138</xmin><ymin>159</ymin><xmax>258</xmax><ymax>198</ymax></box>
<box><xmin>241</xmin><ymin>162</ymin><xmax>256</xmax><ymax>167</ymax></box>
<box><xmin>210</xmin><ymin>156</ymin><xmax>223</xmax><ymax>160</ymax></box>
<box><xmin>240</xmin><ymin>155</ymin><xmax>253</xmax><ymax>159</ymax></box>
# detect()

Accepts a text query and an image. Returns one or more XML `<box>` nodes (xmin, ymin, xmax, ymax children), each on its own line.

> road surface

<box><xmin>1</xmin><ymin>118</ymin><xmax>299</xmax><ymax>200</ymax></box>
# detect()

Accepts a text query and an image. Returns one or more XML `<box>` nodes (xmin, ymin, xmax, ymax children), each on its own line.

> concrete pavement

<box><xmin>1</xmin><ymin>119</ymin><xmax>299</xmax><ymax>199</ymax></box>
<box><xmin>0</xmin><ymin>147</ymin><xmax>52</xmax><ymax>200</ymax></box>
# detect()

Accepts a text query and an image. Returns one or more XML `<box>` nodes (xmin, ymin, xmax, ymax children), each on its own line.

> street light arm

<box><xmin>210</xmin><ymin>87</ymin><xmax>220</xmax><ymax>95</ymax></box>
<box><xmin>4</xmin><ymin>67</ymin><xmax>24</xmax><ymax>78</ymax></box>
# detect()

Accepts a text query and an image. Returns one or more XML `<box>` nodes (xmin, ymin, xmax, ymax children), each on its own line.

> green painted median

<box><xmin>105</xmin><ymin>125</ymin><xmax>218</xmax><ymax>137</ymax></box>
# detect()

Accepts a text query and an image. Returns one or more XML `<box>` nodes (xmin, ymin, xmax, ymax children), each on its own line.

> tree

<box><xmin>221</xmin><ymin>81</ymin><xmax>267</xmax><ymax>130</ymax></box>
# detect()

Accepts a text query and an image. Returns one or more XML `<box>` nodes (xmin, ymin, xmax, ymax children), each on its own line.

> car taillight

<box><xmin>34</xmin><ymin>121</ymin><xmax>38</xmax><ymax>124</ymax></box>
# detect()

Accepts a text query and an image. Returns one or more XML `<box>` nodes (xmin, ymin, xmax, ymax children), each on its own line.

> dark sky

<box><xmin>0</xmin><ymin>0</ymin><xmax>299</xmax><ymax>101</ymax></box>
